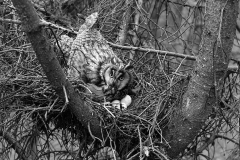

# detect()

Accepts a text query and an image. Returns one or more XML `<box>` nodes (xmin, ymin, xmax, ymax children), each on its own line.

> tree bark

<box><xmin>11</xmin><ymin>0</ymin><xmax>105</xmax><ymax>141</ymax></box>
<box><xmin>164</xmin><ymin>0</ymin><xmax>238</xmax><ymax>158</ymax></box>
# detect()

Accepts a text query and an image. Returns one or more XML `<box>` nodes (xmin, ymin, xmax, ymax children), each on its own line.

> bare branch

<box><xmin>0</xmin><ymin>131</ymin><xmax>29</xmax><ymax>160</ymax></box>
<box><xmin>108</xmin><ymin>42</ymin><xmax>196</xmax><ymax>60</ymax></box>
<box><xmin>215</xmin><ymin>135</ymin><xmax>239</xmax><ymax>146</ymax></box>
<box><xmin>0</xmin><ymin>13</ymin><xmax>196</xmax><ymax>61</ymax></box>
<box><xmin>0</xmin><ymin>17</ymin><xmax>21</xmax><ymax>24</ymax></box>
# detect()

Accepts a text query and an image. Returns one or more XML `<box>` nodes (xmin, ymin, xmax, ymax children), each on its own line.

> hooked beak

<box><xmin>103</xmin><ymin>80</ymin><xmax>117</xmax><ymax>95</ymax></box>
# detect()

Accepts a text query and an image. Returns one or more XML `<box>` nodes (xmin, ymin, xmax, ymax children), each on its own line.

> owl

<box><xmin>58</xmin><ymin>12</ymin><xmax>132</xmax><ymax>101</ymax></box>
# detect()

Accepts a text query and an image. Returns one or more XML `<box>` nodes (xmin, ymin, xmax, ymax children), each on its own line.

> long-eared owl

<box><xmin>58</xmin><ymin>12</ymin><xmax>132</xmax><ymax>101</ymax></box>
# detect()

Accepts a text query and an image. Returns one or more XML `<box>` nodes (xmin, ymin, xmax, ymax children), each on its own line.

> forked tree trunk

<box><xmin>164</xmin><ymin>0</ymin><xmax>238</xmax><ymax>158</ymax></box>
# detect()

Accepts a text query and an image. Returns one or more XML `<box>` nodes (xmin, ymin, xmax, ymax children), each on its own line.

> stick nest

<box><xmin>0</xmin><ymin>1</ymin><xmax>192</xmax><ymax>159</ymax></box>
<box><xmin>0</xmin><ymin>40</ymin><xmax>189</xmax><ymax>158</ymax></box>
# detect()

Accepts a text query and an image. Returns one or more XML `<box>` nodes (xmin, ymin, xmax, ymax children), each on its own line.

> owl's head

<box><xmin>101</xmin><ymin>58</ymin><xmax>133</xmax><ymax>94</ymax></box>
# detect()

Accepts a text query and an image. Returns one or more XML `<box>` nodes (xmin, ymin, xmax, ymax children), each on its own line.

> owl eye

<box><xmin>119</xmin><ymin>76</ymin><xmax>124</xmax><ymax>81</ymax></box>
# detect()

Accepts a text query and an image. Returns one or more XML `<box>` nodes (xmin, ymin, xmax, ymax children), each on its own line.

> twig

<box><xmin>102</xmin><ymin>102</ymin><xmax>115</xmax><ymax>118</ymax></box>
<box><xmin>196</xmin><ymin>121</ymin><xmax>221</xmax><ymax>154</ymax></box>
<box><xmin>215</xmin><ymin>135</ymin><xmax>239</xmax><ymax>146</ymax></box>
<box><xmin>45</xmin><ymin>97</ymin><xmax>59</xmax><ymax>119</ymax></box>
<box><xmin>138</xmin><ymin>125</ymin><xmax>143</xmax><ymax>160</ymax></box>
<box><xmin>0</xmin><ymin>17</ymin><xmax>77</xmax><ymax>34</ymax></box>
<box><xmin>0</xmin><ymin>17</ymin><xmax>197</xmax><ymax>60</ymax></box>
<box><xmin>39</xmin><ymin>19</ymin><xmax>77</xmax><ymax>34</ymax></box>
<box><xmin>0</xmin><ymin>131</ymin><xmax>29</xmax><ymax>160</ymax></box>
<box><xmin>107</xmin><ymin>42</ymin><xmax>196</xmax><ymax>60</ymax></box>
<box><xmin>87</xmin><ymin>122</ymin><xmax>102</xmax><ymax>143</ymax></box>
<box><xmin>151</xmin><ymin>147</ymin><xmax>170</xmax><ymax>160</ymax></box>
<box><xmin>61</xmin><ymin>85</ymin><xmax>69</xmax><ymax>112</ymax></box>
<box><xmin>0</xmin><ymin>17</ymin><xmax>21</xmax><ymax>24</ymax></box>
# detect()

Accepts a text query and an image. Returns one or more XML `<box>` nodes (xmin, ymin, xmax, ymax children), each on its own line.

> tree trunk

<box><xmin>164</xmin><ymin>0</ymin><xmax>238</xmax><ymax>158</ymax></box>
<box><xmin>11</xmin><ymin>0</ymin><xmax>106</xmax><ymax>141</ymax></box>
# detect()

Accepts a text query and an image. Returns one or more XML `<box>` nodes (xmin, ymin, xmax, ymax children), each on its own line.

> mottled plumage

<box><xmin>58</xmin><ymin>12</ymin><xmax>132</xmax><ymax>101</ymax></box>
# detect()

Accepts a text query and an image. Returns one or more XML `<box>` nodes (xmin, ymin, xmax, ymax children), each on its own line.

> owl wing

<box><xmin>57</xmin><ymin>13</ymin><xmax>99</xmax><ymax>58</ymax></box>
<box><xmin>57</xmin><ymin>13</ymin><xmax>132</xmax><ymax>102</ymax></box>
<box><xmin>58</xmin><ymin>35</ymin><xmax>74</xmax><ymax>59</ymax></box>
<box><xmin>68</xmin><ymin>13</ymin><xmax>123</xmax><ymax>84</ymax></box>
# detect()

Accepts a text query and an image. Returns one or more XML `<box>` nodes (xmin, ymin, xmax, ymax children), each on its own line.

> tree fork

<box><xmin>164</xmin><ymin>0</ymin><xmax>238</xmax><ymax>158</ymax></box>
